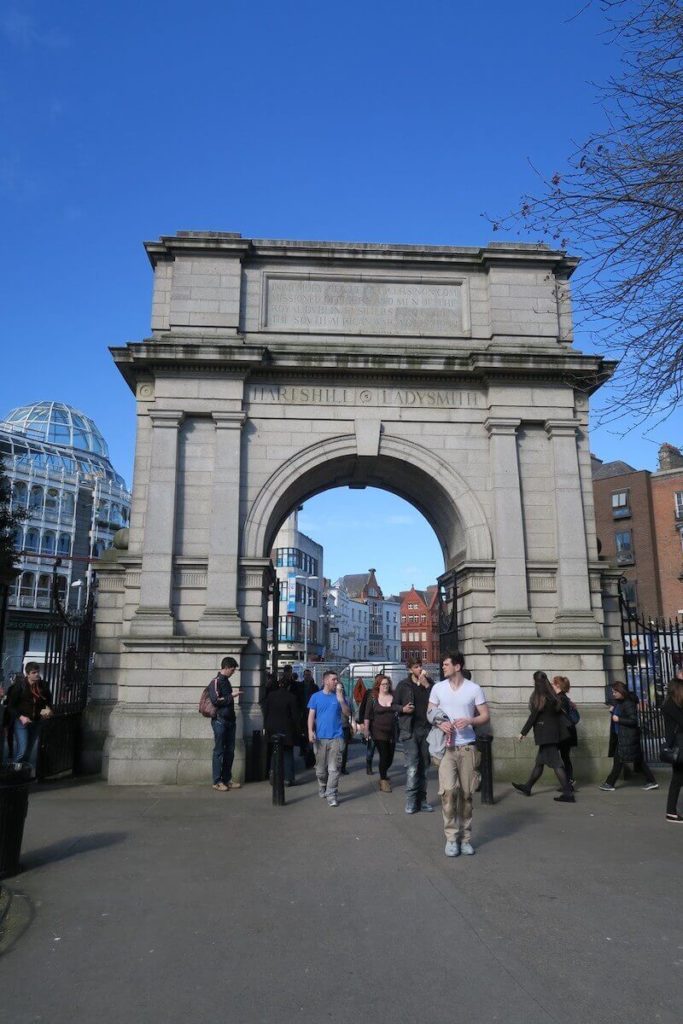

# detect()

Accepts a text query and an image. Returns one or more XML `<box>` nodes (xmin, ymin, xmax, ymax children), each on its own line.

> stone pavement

<box><xmin>1</xmin><ymin>746</ymin><xmax>680</xmax><ymax>1024</ymax></box>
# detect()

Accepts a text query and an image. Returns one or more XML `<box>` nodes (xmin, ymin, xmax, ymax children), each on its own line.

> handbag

<box><xmin>659</xmin><ymin>740</ymin><xmax>682</xmax><ymax>766</ymax></box>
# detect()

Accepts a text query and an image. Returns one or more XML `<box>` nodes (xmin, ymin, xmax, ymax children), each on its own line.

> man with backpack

<box><xmin>207</xmin><ymin>657</ymin><xmax>242</xmax><ymax>792</ymax></box>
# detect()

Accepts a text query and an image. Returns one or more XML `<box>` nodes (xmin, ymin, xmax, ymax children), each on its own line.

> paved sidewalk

<box><xmin>1</xmin><ymin>747</ymin><xmax>680</xmax><ymax>1024</ymax></box>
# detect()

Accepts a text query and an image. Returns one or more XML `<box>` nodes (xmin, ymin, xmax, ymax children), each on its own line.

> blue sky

<box><xmin>1</xmin><ymin>0</ymin><xmax>679</xmax><ymax>595</ymax></box>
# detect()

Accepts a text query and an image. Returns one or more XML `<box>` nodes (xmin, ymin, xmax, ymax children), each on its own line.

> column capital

<box><xmin>544</xmin><ymin>419</ymin><xmax>578</xmax><ymax>439</ymax></box>
<box><xmin>149</xmin><ymin>409</ymin><xmax>184</xmax><ymax>429</ymax></box>
<box><xmin>212</xmin><ymin>411</ymin><xmax>247</xmax><ymax>429</ymax></box>
<box><xmin>484</xmin><ymin>417</ymin><xmax>521</xmax><ymax>437</ymax></box>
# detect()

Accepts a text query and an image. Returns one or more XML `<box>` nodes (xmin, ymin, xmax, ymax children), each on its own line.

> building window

<box><xmin>615</xmin><ymin>531</ymin><xmax>634</xmax><ymax>564</ymax></box>
<box><xmin>20</xmin><ymin>572</ymin><xmax>35</xmax><ymax>606</ymax></box>
<box><xmin>12</xmin><ymin>481</ymin><xmax>28</xmax><ymax>508</ymax></box>
<box><xmin>29</xmin><ymin>485</ymin><xmax>43</xmax><ymax>511</ymax></box>
<box><xmin>675</xmin><ymin>491</ymin><xmax>683</xmax><ymax>520</ymax></box>
<box><xmin>611</xmin><ymin>491</ymin><xmax>631</xmax><ymax>519</ymax></box>
<box><xmin>57</xmin><ymin>534</ymin><xmax>71</xmax><ymax>555</ymax></box>
<box><xmin>25</xmin><ymin>529</ymin><xmax>39</xmax><ymax>551</ymax></box>
<box><xmin>41</xmin><ymin>531</ymin><xmax>56</xmax><ymax>554</ymax></box>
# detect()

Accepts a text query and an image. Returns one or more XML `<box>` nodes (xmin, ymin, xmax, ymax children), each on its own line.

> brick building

<box><xmin>400</xmin><ymin>584</ymin><xmax>439</xmax><ymax>664</ymax></box>
<box><xmin>592</xmin><ymin>444</ymin><xmax>683</xmax><ymax>619</ymax></box>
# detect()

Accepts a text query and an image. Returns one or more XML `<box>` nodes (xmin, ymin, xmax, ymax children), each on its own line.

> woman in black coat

<box><xmin>513</xmin><ymin>670</ymin><xmax>574</xmax><ymax>802</ymax></box>
<box><xmin>7</xmin><ymin>662</ymin><xmax>53</xmax><ymax>773</ymax></box>
<box><xmin>599</xmin><ymin>680</ymin><xmax>658</xmax><ymax>791</ymax></box>
<box><xmin>262</xmin><ymin>678</ymin><xmax>300</xmax><ymax>786</ymax></box>
<box><xmin>662</xmin><ymin>674</ymin><xmax>683</xmax><ymax>822</ymax></box>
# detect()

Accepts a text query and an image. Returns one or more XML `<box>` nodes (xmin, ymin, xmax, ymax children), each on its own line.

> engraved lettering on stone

<box><xmin>264</xmin><ymin>277</ymin><xmax>464</xmax><ymax>335</ymax></box>
<box><xmin>247</xmin><ymin>385</ymin><xmax>481</xmax><ymax>409</ymax></box>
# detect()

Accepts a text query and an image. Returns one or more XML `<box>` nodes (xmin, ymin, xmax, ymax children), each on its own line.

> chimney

<box><xmin>658</xmin><ymin>443</ymin><xmax>683</xmax><ymax>471</ymax></box>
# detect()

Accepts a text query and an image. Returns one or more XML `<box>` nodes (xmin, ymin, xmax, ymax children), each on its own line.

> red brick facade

<box><xmin>400</xmin><ymin>585</ymin><xmax>439</xmax><ymax>664</ymax></box>
<box><xmin>592</xmin><ymin>449</ymin><xmax>683</xmax><ymax>620</ymax></box>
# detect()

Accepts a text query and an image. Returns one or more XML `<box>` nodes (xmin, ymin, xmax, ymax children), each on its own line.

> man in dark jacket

<box><xmin>393</xmin><ymin>658</ymin><xmax>434</xmax><ymax>814</ymax></box>
<box><xmin>208</xmin><ymin>657</ymin><xmax>242</xmax><ymax>791</ymax></box>
<box><xmin>263</xmin><ymin>678</ymin><xmax>300</xmax><ymax>785</ymax></box>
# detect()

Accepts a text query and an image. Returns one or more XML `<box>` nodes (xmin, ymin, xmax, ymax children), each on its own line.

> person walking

<box><xmin>7</xmin><ymin>662</ymin><xmax>53</xmax><ymax>774</ymax></box>
<box><xmin>553</xmin><ymin>675</ymin><xmax>579</xmax><ymax>789</ymax></box>
<box><xmin>307</xmin><ymin>670</ymin><xmax>350</xmax><ymax>807</ymax></box>
<box><xmin>428</xmin><ymin>652</ymin><xmax>489</xmax><ymax>856</ymax></box>
<box><xmin>364</xmin><ymin>674</ymin><xmax>397</xmax><ymax>792</ymax></box>
<box><xmin>661</xmin><ymin>673</ymin><xmax>683</xmax><ymax>822</ymax></box>
<box><xmin>337</xmin><ymin>681</ymin><xmax>353</xmax><ymax>774</ymax></box>
<box><xmin>356</xmin><ymin>676</ymin><xmax>377</xmax><ymax>775</ymax></box>
<box><xmin>263</xmin><ymin>676</ymin><xmax>300</xmax><ymax>786</ymax></box>
<box><xmin>599</xmin><ymin>681</ymin><xmax>659</xmax><ymax>792</ymax></box>
<box><xmin>513</xmin><ymin>671</ymin><xmax>575</xmax><ymax>803</ymax></box>
<box><xmin>394</xmin><ymin>657</ymin><xmax>434</xmax><ymax>814</ymax></box>
<box><xmin>207</xmin><ymin>657</ymin><xmax>242</xmax><ymax>792</ymax></box>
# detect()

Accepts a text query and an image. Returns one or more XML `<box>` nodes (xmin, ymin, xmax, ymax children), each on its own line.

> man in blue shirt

<box><xmin>307</xmin><ymin>670</ymin><xmax>350</xmax><ymax>807</ymax></box>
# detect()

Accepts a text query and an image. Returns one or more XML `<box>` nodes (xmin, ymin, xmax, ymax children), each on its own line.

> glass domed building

<box><xmin>1</xmin><ymin>401</ymin><xmax>131</xmax><ymax>676</ymax></box>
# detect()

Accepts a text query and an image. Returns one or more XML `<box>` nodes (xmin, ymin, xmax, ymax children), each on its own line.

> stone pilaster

<box><xmin>545</xmin><ymin>419</ymin><xmax>601</xmax><ymax>637</ymax></box>
<box><xmin>130</xmin><ymin>410</ymin><xmax>183</xmax><ymax>637</ymax></box>
<box><xmin>197</xmin><ymin>411</ymin><xmax>247</xmax><ymax>637</ymax></box>
<box><xmin>237</xmin><ymin>558</ymin><xmax>275</xmax><ymax>734</ymax></box>
<box><xmin>485</xmin><ymin>417</ymin><xmax>537</xmax><ymax>638</ymax></box>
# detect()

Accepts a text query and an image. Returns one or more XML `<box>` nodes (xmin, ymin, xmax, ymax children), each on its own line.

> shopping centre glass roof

<box><xmin>4</xmin><ymin>402</ymin><xmax>109</xmax><ymax>457</ymax></box>
<box><xmin>0</xmin><ymin>402</ymin><xmax>127</xmax><ymax>489</ymax></box>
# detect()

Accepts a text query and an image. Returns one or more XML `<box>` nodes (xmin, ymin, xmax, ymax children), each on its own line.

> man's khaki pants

<box><xmin>437</xmin><ymin>743</ymin><xmax>480</xmax><ymax>843</ymax></box>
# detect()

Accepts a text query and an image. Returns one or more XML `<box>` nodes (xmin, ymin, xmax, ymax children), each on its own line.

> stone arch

<box><xmin>242</xmin><ymin>432</ymin><xmax>492</xmax><ymax>567</ymax></box>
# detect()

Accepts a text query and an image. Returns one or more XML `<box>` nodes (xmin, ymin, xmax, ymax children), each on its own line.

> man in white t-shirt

<box><xmin>427</xmin><ymin>652</ymin><xmax>490</xmax><ymax>857</ymax></box>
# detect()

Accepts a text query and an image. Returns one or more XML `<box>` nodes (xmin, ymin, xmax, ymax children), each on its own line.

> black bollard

<box><xmin>271</xmin><ymin>733</ymin><xmax>286</xmax><ymax>806</ymax></box>
<box><xmin>477</xmin><ymin>735</ymin><xmax>494</xmax><ymax>805</ymax></box>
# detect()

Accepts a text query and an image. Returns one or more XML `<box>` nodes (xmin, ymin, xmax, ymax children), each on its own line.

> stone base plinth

<box><xmin>101</xmin><ymin>702</ymin><xmax>247</xmax><ymax>786</ymax></box>
<box><xmin>488</xmin><ymin>703</ymin><xmax>613</xmax><ymax>784</ymax></box>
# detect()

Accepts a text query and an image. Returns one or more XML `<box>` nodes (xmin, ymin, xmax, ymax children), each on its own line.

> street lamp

<box><xmin>292</xmin><ymin>575</ymin><xmax>319</xmax><ymax>671</ymax></box>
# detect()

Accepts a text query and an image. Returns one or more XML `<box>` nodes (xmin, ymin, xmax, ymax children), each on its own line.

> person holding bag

<box><xmin>662</xmin><ymin>673</ymin><xmax>683</xmax><ymax>823</ymax></box>
<box><xmin>553</xmin><ymin>675</ymin><xmax>579</xmax><ymax>790</ymax></box>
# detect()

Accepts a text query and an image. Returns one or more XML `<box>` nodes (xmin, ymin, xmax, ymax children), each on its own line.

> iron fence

<box><xmin>619</xmin><ymin>581</ymin><xmax>683</xmax><ymax>761</ymax></box>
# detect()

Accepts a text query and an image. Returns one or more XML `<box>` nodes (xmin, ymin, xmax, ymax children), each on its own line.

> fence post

<box><xmin>477</xmin><ymin>735</ymin><xmax>494</xmax><ymax>805</ymax></box>
<box><xmin>271</xmin><ymin>733</ymin><xmax>286</xmax><ymax>806</ymax></box>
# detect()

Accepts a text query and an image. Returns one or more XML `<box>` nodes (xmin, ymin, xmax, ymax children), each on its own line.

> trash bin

<box><xmin>0</xmin><ymin>764</ymin><xmax>32</xmax><ymax>880</ymax></box>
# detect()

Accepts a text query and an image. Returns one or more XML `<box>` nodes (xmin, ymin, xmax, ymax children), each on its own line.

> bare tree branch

<box><xmin>486</xmin><ymin>0</ymin><xmax>683</xmax><ymax>426</ymax></box>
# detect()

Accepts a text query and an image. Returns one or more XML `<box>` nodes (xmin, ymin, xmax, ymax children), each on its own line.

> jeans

<box><xmin>314</xmin><ymin>738</ymin><xmax>343</xmax><ymax>801</ymax></box>
<box><xmin>605</xmin><ymin>754</ymin><xmax>656</xmax><ymax>787</ymax></box>
<box><xmin>400</xmin><ymin>726</ymin><xmax>431</xmax><ymax>807</ymax></box>
<box><xmin>211</xmin><ymin>717</ymin><xmax>236</xmax><ymax>785</ymax></box>
<box><xmin>14</xmin><ymin>720</ymin><xmax>42</xmax><ymax>771</ymax></box>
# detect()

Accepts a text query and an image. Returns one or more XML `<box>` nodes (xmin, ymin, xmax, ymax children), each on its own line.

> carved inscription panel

<box><xmin>248</xmin><ymin>384</ymin><xmax>483</xmax><ymax>409</ymax></box>
<box><xmin>262</xmin><ymin>275</ymin><xmax>467</xmax><ymax>336</ymax></box>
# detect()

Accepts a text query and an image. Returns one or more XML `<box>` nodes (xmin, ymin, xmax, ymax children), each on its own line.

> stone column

<box><xmin>545</xmin><ymin>419</ymin><xmax>601</xmax><ymax>637</ymax></box>
<box><xmin>485</xmin><ymin>417</ymin><xmax>537</xmax><ymax>638</ymax></box>
<box><xmin>131</xmin><ymin>409</ymin><xmax>183</xmax><ymax>636</ymax></box>
<box><xmin>198</xmin><ymin>411</ymin><xmax>246</xmax><ymax>637</ymax></box>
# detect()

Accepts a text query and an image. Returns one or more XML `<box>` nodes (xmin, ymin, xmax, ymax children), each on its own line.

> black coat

<box><xmin>607</xmin><ymin>696</ymin><xmax>643</xmax><ymax>761</ymax></box>
<box><xmin>393</xmin><ymin>677</ymin><xmax>433</xmax><ymax>740</ymax></box>
<box><xmin>662</xmin><ymin>698</ymin><xmax>683</xmax><ymax>748</ymax></box>
<box><xmin>521</xmin><ymin>699</ymin><xmax>570</xmax><ymax>747</ymax></box>
<box><xmin>7</xmin><ymin>678</ymin><xmax>53</xmax><ymax>722</ymax></box>
<box><xmin>263</xmin><ymin>688</ymin><xmax>300</xmax><ymax>747</ymax></box>
<box><xmin>559</xmin><ymin>693</ymin><xmax>578</xmax><ymax>749</ymax></box>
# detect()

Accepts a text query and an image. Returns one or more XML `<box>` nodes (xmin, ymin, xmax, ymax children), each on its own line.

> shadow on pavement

<box><xmin>20</xmin><ymin>831</ymin><xmax>127</xmax><ymax>872</ymax></box>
